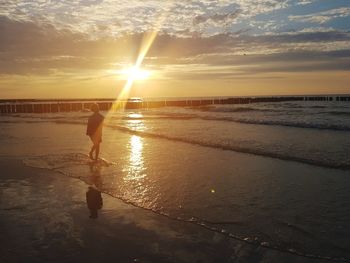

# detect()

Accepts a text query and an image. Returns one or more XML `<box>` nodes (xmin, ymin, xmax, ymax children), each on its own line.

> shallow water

<box><xmin>1</xmin><ymin>101</ymin><xmax>350</xmax><ymax>261</ymax></box>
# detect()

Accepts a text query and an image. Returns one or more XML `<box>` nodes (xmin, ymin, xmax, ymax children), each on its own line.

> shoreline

<box><xmin>0</xmin><ymin>157</ymin><xmax>330</xmax><ymax>263</ymax></box>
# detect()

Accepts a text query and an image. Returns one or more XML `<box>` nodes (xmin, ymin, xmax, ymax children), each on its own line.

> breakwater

<box><xmin>0</xmin><ymin>96</ymin><xmax>349</xmax><ymax>114</ymax></box>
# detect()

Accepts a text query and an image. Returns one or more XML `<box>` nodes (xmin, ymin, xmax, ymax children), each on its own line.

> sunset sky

<box><xmin>1</xmin><ymin>0</ymin><xmax>350</xmax><ymax>99</ymax></box>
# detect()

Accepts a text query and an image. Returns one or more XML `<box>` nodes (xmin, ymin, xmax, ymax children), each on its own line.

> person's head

<box><xmin>90</xmin><ymin>103</ymin><xmax>99</xmax><ymax>113</ymax></box>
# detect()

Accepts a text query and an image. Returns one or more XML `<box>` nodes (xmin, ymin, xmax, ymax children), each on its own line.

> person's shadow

<box><xmin>86</xmin><ymin>186</ymin><xmax>103</xmax><ymax>219</ymax></box>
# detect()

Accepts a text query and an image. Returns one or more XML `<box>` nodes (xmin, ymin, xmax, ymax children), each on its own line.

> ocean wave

<box><xmin>4</xmin><ymin>109</ymin><xmax>350</xmax><ymax>131</ymax></box>
<box><xmin>114</xmin><ymin>111</ymin><xmax>350</xmax><ymax>131</ymax></box>
<box><xmin>16</xmin><ymin>119</ymin><xmax>346</xmax><ymax>170</ymax></box>
<box><xmin>200</xmin><ymin>117</ymin><xmax>350</xmax><ymax>131</ymax></box>
<box><xmin>195</xmin><ymin>106</ymin><xmax>284</xmax><ymax>113</ymax></box>
<box><xmin>193</xmin><ymin>104</ymin><xmax>339</xmax><ymax>113</ymax></box>
<box><xmin>120</xmin><ymin>115</ymin><xmax>195</xmax><ymax>120</ymax></box>
<box><xmin>323</xmin><ymin>111</ymin><xmax>350</xmax><ymax>116</ymax></box>
<box><xmin>3</xmin><ymin>115</ymin><xmax>349</xmax><ymax>169</ymax></box>
<box><xmin>307</xmin><ymin>105</ymin><xmax>327</xmax><ymax>109</ymax></box>
<box><xmin>6</xmin><ymin>113</ymin><xmax>348</xmax><ymax>132</ymax></box>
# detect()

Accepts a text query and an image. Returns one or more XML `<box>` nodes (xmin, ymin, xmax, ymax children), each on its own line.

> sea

<box><xmin>1</xmin><ymin>99</ymin><xmax>350</xmax><ymax>261</ymax></box>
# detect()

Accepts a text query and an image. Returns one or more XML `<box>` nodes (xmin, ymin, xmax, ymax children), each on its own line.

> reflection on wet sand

<box><xmin>86</xmin><ymin>186</ymin><xmax>103</xmax><ymax>219</ymax></box>
<box><xmin>88</xmin><ymin>162</ymin><xmax>103</xmax><ymax>188</ymax></box>
<box><xmin>126</xmin><ymin>135</ymin><xmax>145</xmax><ymax>180</ymax></box>
<box><xmin>86</xmin><ymin>162</ymin><xmax>104</xmax><ymax>218</ymax></box>
<box><xmin>86</xmin><ymin>113</ymin><xmax>149</xmax><ymax>216</ymax></box>
<box><xmin>122</xmin><ymin>134</ymin><xmax>152</xmax><ymax>204</ymax></box>
<box><xmin>124</xmin><ymin>112</ymin><xmax>147</xmax><ymax>182</ymax></box>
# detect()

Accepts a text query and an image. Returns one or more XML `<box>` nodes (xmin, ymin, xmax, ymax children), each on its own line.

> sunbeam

<box><xmin>111</xmin><ymin>2</ymin><xmax>174</xmax><ymax>107</ymax></box>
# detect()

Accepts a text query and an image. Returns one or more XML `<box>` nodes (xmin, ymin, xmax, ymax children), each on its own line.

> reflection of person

<box><xmin>88</xmin><ymin>162</ymin><xmax>103</xmax><ymax>189</ymax></box>
<box><xmin>86</xmin><ymin>103</ymin><xmax>104</xmax><ymax>160</ymax></box>
<box><xmin>86</xmin><ymin>186</ymin><xmax>103</xmax><ymax>219</ymax></box>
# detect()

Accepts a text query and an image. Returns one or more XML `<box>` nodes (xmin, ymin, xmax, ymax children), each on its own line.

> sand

<box><xmin>0</xmin><ymin>157</ymin><xmax>330</xmax><ymax>263</ymax></box>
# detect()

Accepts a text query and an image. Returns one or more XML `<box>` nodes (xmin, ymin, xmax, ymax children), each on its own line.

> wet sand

<box><xmin>0</xmin><ymin>157</ymin><xmax>329</xmax><ymax>263</ymax></box>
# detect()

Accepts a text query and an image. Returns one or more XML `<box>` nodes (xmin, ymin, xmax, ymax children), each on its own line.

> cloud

<box><xmin>1</xmin><ymin>14</ymin><xmax>350</xmax><ymax>79</ymax></box>
<box><xmin>0</xmin><ymin>0</ymin><xmax>293</xmax><ymax>37</ymax></box>
<box><xmin>1</xmin><ymin>0</ymin><xmax>348</xmax><ymax>41</ymax></box>
<box><xmin>193</xmin><ymin>10</ymin><xmax>241</xmax><ymax>26</ymax></box>
<box><xmin>234</xmin><ymin>0</ymin><xmax>290</xmax><ymax>17</ymax></box>
<box><xmin>2</xmin><ymin>0</ymin><xmax>350</xmax><ymax>83</ymax></box>
<box><xmin>296</xmin><ymin>0</ymin><xmax>315</xmax><ymax>6</ymax></box>
<box><xmin>289</xmin><ymin>7</ymin><xmax>350</xmax><ymax>24</ymax></box>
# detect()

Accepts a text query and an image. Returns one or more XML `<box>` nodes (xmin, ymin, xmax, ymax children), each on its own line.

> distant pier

<box><xmin>0</xmin><ymin>96</ymin><xmax>349</xmax><ymax>114</ymax></box>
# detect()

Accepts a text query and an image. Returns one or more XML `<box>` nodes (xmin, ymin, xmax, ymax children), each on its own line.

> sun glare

<box><xmin>121</xmin><ymin>66</ymin><xmax>151</xmax><ymax>81</ymax></box>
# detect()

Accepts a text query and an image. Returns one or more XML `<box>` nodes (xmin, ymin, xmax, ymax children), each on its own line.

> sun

<box><xmin>120</xmin><ymin>66</ymin><xmax>151</xmax><ymax>81</ymax></box>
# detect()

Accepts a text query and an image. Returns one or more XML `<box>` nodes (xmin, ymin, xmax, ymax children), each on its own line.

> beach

<box><xmin>1</xmin><ymin>101</ymin><xmax>350</xmax><ymax>262</ymax></box>
<box><xmin>1</xmin><ymin>0</ymin><xmax>350</xmax><ymax>261</ymax></box>
<box><xmin>0</xmin><ymin>157</ymin><xmax>331</xmax><ymax>263</ymax></box>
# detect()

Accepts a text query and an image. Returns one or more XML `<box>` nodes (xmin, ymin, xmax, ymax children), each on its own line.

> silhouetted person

<box><xmin>86</xmin><ymin>103</ymin><xmax>104</xmax><ymax>160</ymax></box>
<box><xmin>86</xmin><ymin>186</ymin><xmax>103</xmax><ymax>219</ymax></box>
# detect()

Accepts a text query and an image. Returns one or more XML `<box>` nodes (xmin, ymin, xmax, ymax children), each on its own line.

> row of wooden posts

<box><xmin>0</xmin><ymin>96</ymin><xmax>349</xmax><ymax>114</ymax></box>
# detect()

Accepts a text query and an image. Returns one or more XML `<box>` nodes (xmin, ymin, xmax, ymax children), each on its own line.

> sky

<box><xmin>0</xmin><ymin>0</ymin><xmax>350</xmax><ymax>99</ymax></box>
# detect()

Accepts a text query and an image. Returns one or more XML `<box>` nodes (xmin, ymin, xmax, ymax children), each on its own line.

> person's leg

<box><xmin>94</xmin><ymin>143</ymin><xmax>100</xmax><ymax>160</ymax></box>
<box><xmin>89</xmin><ymin>144</ymin><xmax>96</xmax><ymax>159</ymax></box>
<box><xmin>89</xmin><ymin>136</ymin><xmax>95</xmax><ymax>159</ymax></box>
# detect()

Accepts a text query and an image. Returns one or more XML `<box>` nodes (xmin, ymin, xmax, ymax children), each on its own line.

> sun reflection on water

<box><xmin>128</xmin><ymin>113</ymin><xmax>143</xmax><ymax>119</ymax></box>
<box><xmin>124</xmin><ymin>135</ymin><xmax>147</xmax><ymax>186</ymax></box>
<box><xmin>121</xmin><ymin>134</ymin><xmax>152</xmax><ymax>204</ymax></box>
<box><xmin>125</xmin><ymin>112</ymin><xmax>147</xmax><ymax>131</ymax></box>
<box><xmin>124</xmin><ymin>135</ymin><xmax>146</xmax><ymax>181</ymax></box>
